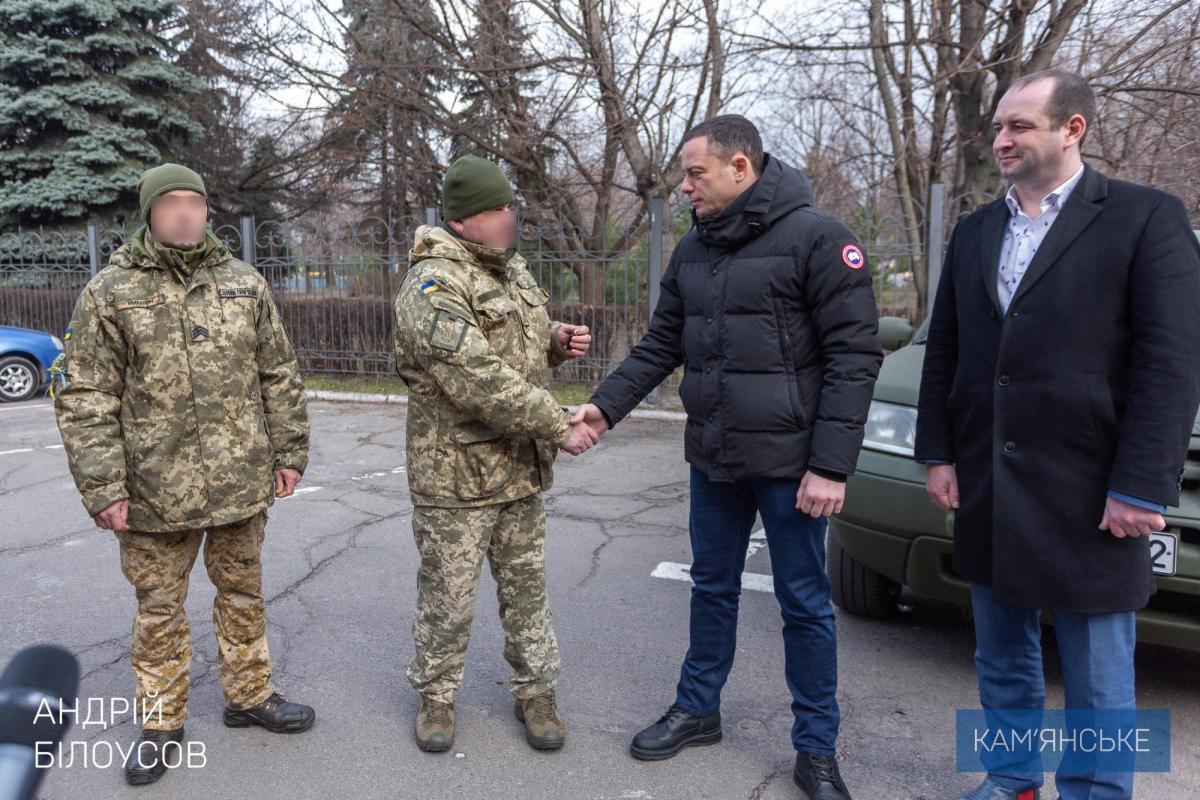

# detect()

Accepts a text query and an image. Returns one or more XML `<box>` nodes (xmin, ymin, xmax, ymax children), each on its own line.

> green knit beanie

<box><xmin>137</xmin><ymin>163</ymin><xmax>207</xmax><ymax>225</ymax></box>
<box><xmin>441</xmin><ymin>156</ymin><xmax>514</xmax><ymax>221</ymax></box>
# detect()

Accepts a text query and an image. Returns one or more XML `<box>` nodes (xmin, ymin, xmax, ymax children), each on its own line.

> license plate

<box><xmin>1150</xmin><ymin>531</ymin><xmax>1178</xmax><ymax>577</ymax></box>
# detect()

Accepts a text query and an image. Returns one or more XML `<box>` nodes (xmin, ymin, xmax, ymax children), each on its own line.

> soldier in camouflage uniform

<box><xmin>54</xmin><ymin>164</ymin><xmax>316</xmax><ymax>786</ymax></box>
<box><xmin>394</xmin><ymin>156</ymin><xmax>596</xmax><ymax>753</ymax></box>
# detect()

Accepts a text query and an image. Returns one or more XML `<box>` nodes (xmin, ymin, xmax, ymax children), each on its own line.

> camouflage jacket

<box><xmin>54</xmin><ymin>227</ymin><xmax>309</xmax><ymax>532</ymax></box>
<box><xmin>394</xmin><ymin>224</ymin><xmax>573</xmax><ymax>508</ymax></box>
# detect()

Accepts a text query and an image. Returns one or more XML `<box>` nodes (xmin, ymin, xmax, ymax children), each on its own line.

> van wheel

<box><xmin>827</xmin><ymin>530</ymin><xmax>901</xmax><ymax>618</ymax></box>
<box><xmin>0</xmin><ymin>356</ymin><xmax>40</xmax><ymax>403</ymax></box>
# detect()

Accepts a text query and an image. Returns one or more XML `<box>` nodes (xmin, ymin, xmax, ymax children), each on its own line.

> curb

<box><xmin>306</xmin><ymin>389</ymin><xmax>408</xmax><ymax>405</ymax></box>
<box><xmin>303</xmin><ymin>389</ymin><xmax>688</xmax><ymax>423</ymax></box>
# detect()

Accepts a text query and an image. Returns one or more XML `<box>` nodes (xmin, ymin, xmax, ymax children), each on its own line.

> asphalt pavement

<box><xmin>1</xmin><ymin>397</ymin><xmax>1195</xmax><ymax>799</ymax></box>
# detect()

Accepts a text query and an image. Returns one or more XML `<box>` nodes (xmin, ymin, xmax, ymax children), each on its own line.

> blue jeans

<box><xmin>675</xmin><ymin>466</ymin><xmax>840</xmax><ymax>756</ymax></box>
<box><xmin>970</xmin><ymin>583</ymin><xmax>1137</xmax><ymax>800</ymax></box>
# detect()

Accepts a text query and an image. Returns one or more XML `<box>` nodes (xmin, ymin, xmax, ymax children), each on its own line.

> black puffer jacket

<box><xmin>590</xmin><ymin>154</ymin><xmax>882</xmax><ymax>481</ymax></box>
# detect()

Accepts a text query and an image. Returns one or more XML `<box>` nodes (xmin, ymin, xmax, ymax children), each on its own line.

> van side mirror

<box><xmin>878</xmin><ymin>316</ymin><xmax>915</xmax><ymax>351</ymax></box>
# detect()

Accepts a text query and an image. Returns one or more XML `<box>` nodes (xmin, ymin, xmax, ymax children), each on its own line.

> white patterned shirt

<box><xmin>997</xmin><ymin>165</ymin><xmax>1085</xmax><ymax>315</ymax></box>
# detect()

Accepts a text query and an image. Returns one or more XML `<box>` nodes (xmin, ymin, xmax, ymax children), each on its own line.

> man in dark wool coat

<box><xmin>916</xmin><ymin>68</ymin><xmax>1200</xmax><ymax>800</ymax></box>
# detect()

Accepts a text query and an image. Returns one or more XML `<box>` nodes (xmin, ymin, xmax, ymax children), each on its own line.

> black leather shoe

<box><xmin>223</xmin><ymin>691</ymin><xmax>315</xmax><ymax>733</ymax></box>
<box><xmin>629</xmin><ymin>704</ymin><xmax>722</xmax><ymax>760</ymax></box>
<box><xmin>793</xmin><ymin>752</ymin><xmax>852</xmax><ymax>800</ymax></box>
<box><xmin>124</xmin><ymin>726</ymin><xmax>184</xmax><ymax>785</ymax></box>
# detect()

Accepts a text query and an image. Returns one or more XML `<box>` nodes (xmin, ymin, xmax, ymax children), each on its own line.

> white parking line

<box><xmin>745</xmin><ymin>527</ymin><xmax>767</xmax><ymax>557</ymax></box>
<box><xmin>350</xmin><ymin>466</ymin><xmax>406</xmax><ymax>481</ymax></box>
<box><xmin>651</xmin><ymin>527</ymin><xmax>775</xmax><ymax>593</ymax></box>
<box><xmin>0</xmin><ymin>403</ymin><xmax>53</xmax><ymax>413</ymax></box>
<box><xmin>278</xmin><ymin>486</ymin><xmax>324</xmax><ymax>500</ymax></box>
<box><xmin>651</xmin><ymin>561</ymin><xmax>777</xmax><ymax>594</ymax></box>
<box><xmin>0</xmin><ymin>445</ymin><xmax>65</xmax><ymax>457</ymax></box>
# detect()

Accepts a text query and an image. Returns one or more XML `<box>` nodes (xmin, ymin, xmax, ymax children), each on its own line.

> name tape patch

<box><xmin>111</xmin><ymin>295</ymin><xmax>161</xmax><ymax>308</ymax></box>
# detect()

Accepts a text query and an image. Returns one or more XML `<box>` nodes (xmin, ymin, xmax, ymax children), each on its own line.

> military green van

<box><xmin>828</xmin><ymin>316</ymin><xmax>1200</xmax><ymax>651</ymax></box>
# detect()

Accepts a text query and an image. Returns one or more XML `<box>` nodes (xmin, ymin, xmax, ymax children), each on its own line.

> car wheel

<box><xmin>827</xmin><ymin>529</ymin><xmax>901</xmax><ymax>618</ymax></box>
<box><xmin>0</xmin><ymin>356</ymin><xmax>41</xmax><ymax>403</ymax></box>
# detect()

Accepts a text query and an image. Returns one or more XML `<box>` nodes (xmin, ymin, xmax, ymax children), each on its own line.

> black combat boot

<box><xmin>793</xmin><ymin>752</ymin><xmax>852</xmax><ymax>800</ymax></box>
<box><xmin>629</xmin><ymin>704</ymin><xmax>722</xmax><ymax>760</ymax></box>
<box><xmin>124</xmin><ymin>726</ymin><xmax>185</xmax><ymax>785</ymax></box>
<box><xmin>223</xmin><ymin>691</ymin><xmax>315</xmax><ymax>733</ymax></box>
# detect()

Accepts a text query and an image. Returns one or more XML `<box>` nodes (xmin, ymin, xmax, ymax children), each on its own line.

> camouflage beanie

<box><xmin>441</xmin><ymin>156</ymin><xmax>515</xmax><ymax>221</ymax></box>
<box><xmin>138</xmin><ymin>163</ymin><xmax>207</xmax><ymax>225</ymax></box>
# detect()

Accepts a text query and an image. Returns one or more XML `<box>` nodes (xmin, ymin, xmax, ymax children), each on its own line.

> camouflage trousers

<box><xmin>407</xmin><ymin>493</ymin><xmax>561</xmax><ymax>703</ymax></box>
<box><xmin>114</xmin><ymin>510</ymin><xmax>274</xmax><ymax>730</ymax></box>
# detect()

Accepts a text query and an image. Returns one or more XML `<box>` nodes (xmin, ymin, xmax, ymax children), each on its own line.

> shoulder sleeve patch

<box><xmin>428</xmin><ymin>310</ymin><xmax>468</xmax><ymax>351</ymax></box>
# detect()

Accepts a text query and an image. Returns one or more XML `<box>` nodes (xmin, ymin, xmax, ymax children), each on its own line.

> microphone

<box><xmin>0</xmin><ymin>645</ymin><xmax>80</xmax><ymax>800</ymax></box>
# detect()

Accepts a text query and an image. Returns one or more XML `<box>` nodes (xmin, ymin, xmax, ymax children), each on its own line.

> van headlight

<box><xmin>861</xmin><ymin>400</ymin><xmax>917</xmax><ymax>457</ymax></box>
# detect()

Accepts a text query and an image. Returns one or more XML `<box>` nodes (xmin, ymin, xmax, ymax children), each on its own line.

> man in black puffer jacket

<box><xmin>574</xmin><ymin>115</ymin><xmax>881</xmax><ymax>800</ymax></box>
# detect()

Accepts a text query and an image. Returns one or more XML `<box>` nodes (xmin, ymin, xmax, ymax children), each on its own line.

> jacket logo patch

<box><xmin>420</xmin><ymin>279</ymin><xmax>439</xmax><ymax>295</ymax></box>
<box><xmin>218</xmin><ymin>288</ymin><xmax>258</xmax><ymax>298</ymax></box>
<box><xmin>191</xmin><ymin>324</ymin><xmax>210</xmax><ymax>342</ymax></box>
<box><xmin>841</xmin><ymin>244</ymin><xmax>865</xmax><ymax>270</ymax></box>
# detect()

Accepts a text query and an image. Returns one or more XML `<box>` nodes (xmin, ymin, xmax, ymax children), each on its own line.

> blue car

<box><xmin>0</xmin><ymin>325</ymin><xmax>64</xmax><ymax>402</ymax></box>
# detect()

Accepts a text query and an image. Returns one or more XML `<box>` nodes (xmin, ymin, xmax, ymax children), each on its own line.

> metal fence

<box><xmin>0</xmin><ymin>206</ymin><xmax>672</xmax><ymax>384</ymax></box>
<box><xmin>0</xmin><ymin>205</ymin><xmax>926</xmax><ymax>385</ymax></box>
<box><xmin>9</xmin><ymin>181</ymin><xmax>1192</xmax><ymax>384</ymax></box>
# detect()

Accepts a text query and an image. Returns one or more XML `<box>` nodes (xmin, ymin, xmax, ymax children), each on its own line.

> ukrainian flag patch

<box><xmin>420</xmin><ymin>280</ymin><xmax>439</xmax><ymax>295</ymax></box>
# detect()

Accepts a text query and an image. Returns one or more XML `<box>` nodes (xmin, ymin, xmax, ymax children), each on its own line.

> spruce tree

<box><xmin>451</xmin><ymin>1</ymin><xmax>554</xmax><ymax>216</ymax></box>
<box><xmin>0</xmin><ymin>0</ymin><xmax>204</xmax><ymax>226</ymax></box>
<box><xmin>334</xmin><ymin>0</ymin><xmax>446</xmax><ymax>220</ymax></box>
<box><xmin>450</xmin><ymin>0</ymin><xmax>536</xmax><ymax>159</ymax></box>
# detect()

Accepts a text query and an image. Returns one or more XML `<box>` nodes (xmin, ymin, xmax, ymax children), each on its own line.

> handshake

<box><xmin>560</xmin><ymin>403</ymin><xmax>609</xmax><ymax>456</ymax></box>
